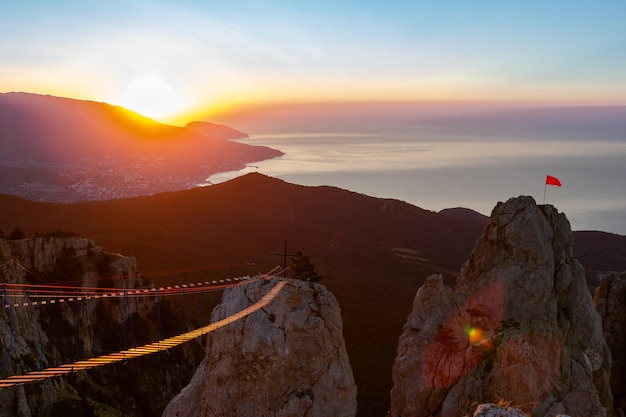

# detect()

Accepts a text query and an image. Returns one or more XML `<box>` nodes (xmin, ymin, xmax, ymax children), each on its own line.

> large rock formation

<box><xmin>595</xmin><ymin>272</ymin><xmax>626</xmax><ymax>416</ymax></box>
<box><xmin>163</xmin><ymin>278</ymin><xmax>357</xmax><ymax>417</ymax></box>
<box><xmin>390</xmin><ymin>196</ymin><xmax>613</xmax><ymax>417</ymax></box>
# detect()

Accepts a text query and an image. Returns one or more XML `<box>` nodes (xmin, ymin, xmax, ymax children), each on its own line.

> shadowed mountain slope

<box><xmin>0</xmin><ymin>173</ymin><xmax>624</xmax><ymax>416</ymax></box>
<box><xmin>0</xmin><ymin>92</ymin><xmax>281</xmax><ymax>202</ymax></box>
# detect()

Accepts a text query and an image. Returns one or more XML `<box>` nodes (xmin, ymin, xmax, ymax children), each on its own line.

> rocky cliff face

<box><xmin>595</xmin><ymin>271</ymin><xmax>626</xmax><ymax>416</ymax></box>
<box><xmin>390</xmin><ymin>196</ymin><xmax>613</xmax><ymax>417</ymax></box>
<box><xmin>163</xmin><ymin>278</ymin><xmax>357</xmax><ymax>417</ymax></box>
<box><xmin>0</xmin><ymin>235</ymin><xmax>202</xmax><ymax>417</ymax></box>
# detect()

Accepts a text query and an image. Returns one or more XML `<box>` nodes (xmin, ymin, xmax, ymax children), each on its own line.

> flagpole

<box><xmin>543</xmin><ymin>175</ymin><xmax>562</xmax><ymax>205</ymax></box>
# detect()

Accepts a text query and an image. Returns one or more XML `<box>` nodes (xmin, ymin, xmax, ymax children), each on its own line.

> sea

<box><xmin>206</xmin><ymin>127</ymin><xmax>626</xmax><ymax>235</ymax></box>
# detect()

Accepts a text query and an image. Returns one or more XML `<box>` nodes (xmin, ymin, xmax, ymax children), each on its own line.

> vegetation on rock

<box><xmin>290</xmin><ymin>250</ymin><xmax>324</xmax><ymax>282</ymax></box>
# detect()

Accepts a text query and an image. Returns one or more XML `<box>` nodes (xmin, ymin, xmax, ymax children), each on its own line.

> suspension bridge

<box><xmin>0</xmin><ymin>266</ymin><xmax>287</xmax><ymax>389</ymax></box>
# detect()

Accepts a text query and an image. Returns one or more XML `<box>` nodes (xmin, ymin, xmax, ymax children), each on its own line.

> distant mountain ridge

<box><xmin>185</xmin><ymin>121</ymin><xmax>249</xmax><ymax>139</ymax></box>
<box><xmin>0</xmin><ymin>92</ymin><xmax>281</xmax><ymax>202</ymax></box>
<box><xmin>438</xmin><ymin>207</ymin><xmax>489</xmax><ymax>223</ymax></box>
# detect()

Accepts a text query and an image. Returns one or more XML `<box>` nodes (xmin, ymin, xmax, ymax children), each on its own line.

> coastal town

<box><xmin>1</xmin><ymin>154</ymin><xmax>247</xmax><ymax>202</ymax></box>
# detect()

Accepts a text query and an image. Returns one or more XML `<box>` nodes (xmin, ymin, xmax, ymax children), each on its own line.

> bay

<box><xmin>207</xmin><ymin>131</ymin><xmax>626</xmax><ymax>235</ymax></box>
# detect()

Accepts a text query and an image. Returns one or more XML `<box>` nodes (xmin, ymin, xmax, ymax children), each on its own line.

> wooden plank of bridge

<box><xmin>4</xmin><ymin>377</ymin><xmax>40</xmax><ymax>383</ymax></box>
<box><xmin>0</xmin><ymin>280</ymin><xmax>286</xmax><ymax>389</ymax></box>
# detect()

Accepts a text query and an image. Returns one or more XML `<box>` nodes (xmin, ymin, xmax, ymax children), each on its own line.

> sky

<box><xmin>1</xmin><ymin>1</ymin><xmax>625</xmax><ymax>124</ymax></box>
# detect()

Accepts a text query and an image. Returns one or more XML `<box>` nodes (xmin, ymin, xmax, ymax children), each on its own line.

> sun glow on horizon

<box><xmin>115</xmin><ymin>74</ymin><xmax>187</xmax><ymax>122</ymax></box>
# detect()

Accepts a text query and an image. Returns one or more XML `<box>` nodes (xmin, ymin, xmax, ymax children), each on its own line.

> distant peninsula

<box><xmin>0</xmin><ymin>92</ymin><xmax>282</xmax><ymax>202</ymax></box>
<box><xmin>185</xmin><ymin>121</ymin><xmax>249</xmax><ymax>140</ymax></box>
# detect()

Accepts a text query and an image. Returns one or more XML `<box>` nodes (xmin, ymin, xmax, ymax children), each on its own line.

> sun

<box><xmin>116</xmin><ymin>74</ymin><xmax>185</xmax><ymax>122</ymax></box>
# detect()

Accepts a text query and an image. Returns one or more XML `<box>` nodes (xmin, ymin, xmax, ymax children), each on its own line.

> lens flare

<box><xmin>465</xmin><ymin>326</ymin><xmax>494</xmax><ymax>350</ymax></box>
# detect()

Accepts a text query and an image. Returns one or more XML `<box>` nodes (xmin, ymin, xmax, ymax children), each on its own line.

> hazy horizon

<box><xmin>2</xmin><ymin>1</ymin><xmax>625</xmax><ymax>124</ymax></box>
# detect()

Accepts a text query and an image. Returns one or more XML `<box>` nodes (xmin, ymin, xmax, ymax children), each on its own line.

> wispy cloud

<box><xmin>2</xmin><ymin>0</ymin><xmax>625</xmax><ymax>122</ymax></box>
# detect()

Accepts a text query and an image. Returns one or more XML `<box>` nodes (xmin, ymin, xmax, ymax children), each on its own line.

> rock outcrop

<box><xmin>390</xmin><ymin>196</ymin><xmax>613</xmax><ymax>417</ymax></box>
<box><xmin>595</xmin><ymin>272</ymin><xmax>626</xmax><ymax>416</ymax></box>
<box><xmin>163</xmin><ymin>278</ymin><xmax>357</xmax><ymax>417</ymax></box>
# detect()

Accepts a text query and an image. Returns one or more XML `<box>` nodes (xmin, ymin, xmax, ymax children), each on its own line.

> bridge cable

<box><xmin>127</xmin><ymin>291</ymin><xmax>137</xmax><ymax>348</ymax></box>
<box><xmin>208</xmin><ymin>291</ymin><xmax>213</xmax><ymax>323</ymax></box>
<box><xmin>26</xmin><ymin>290</ymin><xmax>45</xmax><ymax>371</ymax></box>
<box><xmin>71</xmin><ymin>287</ymin><xmax>80</xmax><ymax>372</ymax></box>
<box><xmin>155</xmin><ymin>290</ymin><xmax>163</xmax><ymax>344</ymax></box>
<box><xmin>122</xmin><ymin>289</ymin><xmax>127</xmax><ymax>355</ymax></box>
<box><xmin>194</xmin><ymin>293</ymin><xmax>201</xmax><ymax>328</ymax></box>
<box><xmin>87</xmin><ymin>292</ymin><xmax>97</xmax><ymax>357</ymax></box>
<box><xmin>180</xmin><ymin>289</ymin><xmax>188</xmax><ymax>335</ymax></box>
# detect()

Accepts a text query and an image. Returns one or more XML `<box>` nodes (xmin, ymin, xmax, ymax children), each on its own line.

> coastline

<box><xmin>205</xmin><ymin>132</ymin><xmax>626</xmax><ymax>236</ymax></box>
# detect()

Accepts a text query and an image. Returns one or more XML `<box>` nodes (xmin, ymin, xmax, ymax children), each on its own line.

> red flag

<box><xmin>546</xmin><ymin>175</ymin><xmax>562</xmax><ymax>187</ymax></box>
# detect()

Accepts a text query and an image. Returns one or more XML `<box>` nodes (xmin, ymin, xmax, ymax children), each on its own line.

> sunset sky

<box><xmin>1</xmin><ymin>1</ymin><xmax>625</xmax><ymax>124</ymax></box>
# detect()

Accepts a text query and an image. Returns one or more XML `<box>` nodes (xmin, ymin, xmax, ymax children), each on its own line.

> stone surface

<box><xmin>595</xmin><ymin>271</ymin><xmax>626</xmax><ymax>417</ymax></box>
<box><xmin>163</xmin><ymin>278</ymin><xmax>357</xmax><ymax>417</ymax></box>
<box><xmin>390</xmin><ymin>196</ymin><xmax>613</xmax><ymax>417</ymax></box>
<box><xmin>1</xmin><ymin>236</ymin><xmax>94</xmax><ymax>273</ymax></box>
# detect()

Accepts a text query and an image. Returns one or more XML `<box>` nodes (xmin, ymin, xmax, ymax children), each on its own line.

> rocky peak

<box><xmin>390</xmin><ymin>196</ymin><xmax>613</xmax><ymax>417</ymax></box>
<box><xmin>163</xmin><ymin>278</ymin><xmax>357</xmax><ymax>417</ymax></box>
